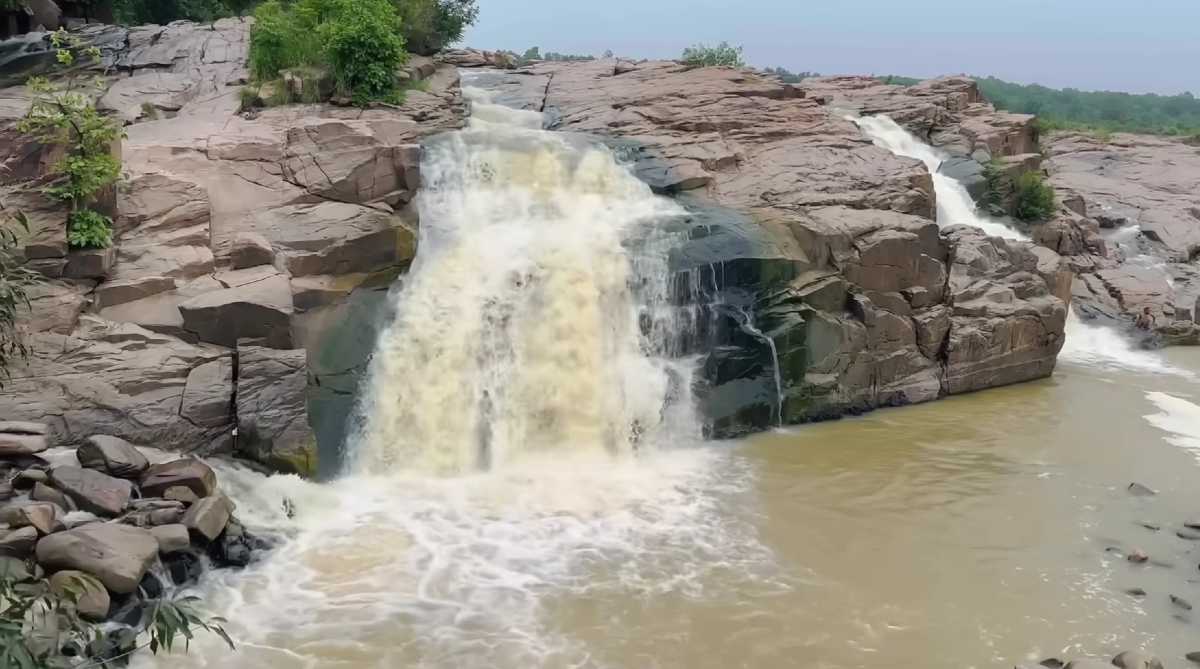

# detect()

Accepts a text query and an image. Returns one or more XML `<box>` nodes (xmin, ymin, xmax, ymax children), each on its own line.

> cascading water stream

<box><xmin>353</xmin><ymin>81</ymin><xmax>700</xmax><ymax>475</ymax></box>
<box><xmin>733</xmin><ymin>306</ymin><xmax>783</xmax><ymax>427</ymax></box>
<box><xmin>853</xmin><ymin>113</ymin><xmax>1187</xmax><ymax>377</ymax></box>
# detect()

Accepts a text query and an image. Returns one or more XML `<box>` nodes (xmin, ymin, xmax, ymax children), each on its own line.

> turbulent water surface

<box><xmin>136</xmin><ymin>88</ymin><xmax>1200</xmax><ymax>669</ymax></box>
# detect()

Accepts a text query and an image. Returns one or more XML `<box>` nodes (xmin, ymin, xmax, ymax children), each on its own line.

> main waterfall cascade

<box><xmin>354</xmin><ymin>80</ymin><xmax>701</xmax><ymax>475</ymax></box>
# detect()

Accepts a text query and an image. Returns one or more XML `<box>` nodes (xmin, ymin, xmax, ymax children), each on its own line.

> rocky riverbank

<box><xmin>1</xmin><ymin>423</ymin><xmax>263</xmax><ymax>661</ymax></box>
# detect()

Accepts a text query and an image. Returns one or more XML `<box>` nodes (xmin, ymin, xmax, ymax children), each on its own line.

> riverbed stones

<box><xmin>0</xmin><ymin>432</ymin><xmax>48</xmax><ymax>457</ymax></box>
<box><xmin>31</xmin><ymin>482</ymin><xmax>72</xmax><ymax>510</ymax></box>
<box><xmin>36</xmin><ymin>523</ymin><xmax>158</xmax><ymax>594</ymax></box>
<box><xmin>0</xmin><ymin>527</ymin><xmax>38</xmax><ymax>558</ymax></box>
<box><xmin>1171</xmin><ymin>595</ymin><xmax>1193</xmax><ymax>611</ymax></box>
<box><xmin>1128</xmin><ymin>483</ymin><xmax>1157</xmax><ymax>497</ymax></box>
<box><xmin>49</xmin><ymin>570</ymin><xmax>111</xmax><ymax>621</ymax></box>
<box><xmin>1112</xmin><ymin>651</ymin><xmax>1164</xmax><ymax>669</ymax></box>
<box><xmin>0</xmin><ymin>501</ymin><xmax>63</xmax><ymax>535</ymax></box>
<box><xmin>13</xmin><ymin>468</ymin><xmax>48</xmax><ymax>490</ymax></box>
<box><xmin>140</xmin><ymin>459</ymin><xmax>217</xmax><ymax>499</ymax></box>
<box><xmin>49</xmin><ymin>467</ymin><xmax>133</xmax><ymax>517</ymax></box>
<box><xmin>1064</xmin><ymin>661</ymin><xmax>1112</xmax><ymax>669</ymax></box>
<box><xmin>182</xmin><ymin>495</ymin><xmax>232</xmax><ymax>542</ymax></box>
<box><xmin>163</xmin><ymin>486</ymin><xmax>199</xmax><ymax>505</ymax></box>
<box><xmin>77</xmin><ymin>436</ymin><xmax>150</xmax><ymax>479</ymax></box>
<box><xmin>150</xmin><ymin>524</ymin><xmax>190</xmax><ymax>554</ymax></box>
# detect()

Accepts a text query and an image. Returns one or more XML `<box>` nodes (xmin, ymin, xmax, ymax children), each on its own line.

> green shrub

<box><xmin>247</xmin><ymin>0</ymin><xmax>408</xmax><ymax>105</ymax></box>
<box><xmin>0</xmin><ymin>212</ymin><xmax>40</xmax><ymax>388</ymax></box>
<box><xmin>397</xmin><ymin>0</ymin><xmax>479</xmax><ymax>56</ymax></box>
<box><xmin>319</xmin><ymin>0</ymin><xmax>406</xmax><ymax>104</ymax></box>
<box><xmin>680</xmin><ymin>42</ymin><xmax>744</xmax><ymax>68</ymax></box>
<box><xmin>1013</xmin><ymin>171</ymin><xmax>1057</xmax><ymax>222</ymax></box>
<box><xmin>67</xmin><ymin>209</ymin><xmax>114</xmax><ymax>249</ymax></box>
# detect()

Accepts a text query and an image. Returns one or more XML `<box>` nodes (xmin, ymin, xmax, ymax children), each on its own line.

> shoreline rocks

<box><xmin>1</xmin><ymin>430</ymin><xmax>267</xmax><ymax>645</ymax></box>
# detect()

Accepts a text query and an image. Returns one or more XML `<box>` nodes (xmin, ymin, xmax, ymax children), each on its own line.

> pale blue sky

<box><xmin>464</xmin><ymin>0</ymin><xmax>1199</xmax><ymax>94</ymax></box>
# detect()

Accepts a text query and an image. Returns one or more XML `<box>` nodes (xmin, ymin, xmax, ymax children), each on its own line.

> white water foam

<box><xmin>1060</xmin><ymin>310</ymin><xmax>1193</xmax><ymax>378</ymax></box>
<box><xmin>1144</xmin><ymin>392</ymin><xmax>1200</xmax><ymax>459</ymax></box>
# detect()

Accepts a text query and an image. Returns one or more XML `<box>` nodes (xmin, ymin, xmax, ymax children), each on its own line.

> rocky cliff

<box><xmin>0</xmin><ymin>19</ymin><xmax>465</xmax><ymax>475</ymax></box>
<box><xmin>475</xmin><ymin>62</ymin><xmax>1069</xmax><ymax>435</ymax></box>
<box><xmin>1038</xmin><ymin>132</ymin><xmax>1200</xmax><ymax>345</ymax></box>
<box><xmin>1</xmin><ymin>26</ymin><xmax>1070</xmax><ymax>458</ymax></box>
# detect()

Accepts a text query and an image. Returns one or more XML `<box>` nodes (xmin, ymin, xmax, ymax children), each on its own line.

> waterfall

<box><xmin>352</xmin><ymin>80</ymin><xmax>697</xmax><ymax>475</ymax></box>
<box><xmin>853</xmin><ymin>115</ymin><xmax>1026</xmax><ymax>240</ymax></box>
<box><xmin>853</xmin><ymin>113</ymin><xmax>1185</xmax><ymax>376</ymax></box>
<box><xmin>734</xmin><ymin>306</ymin><xmax>783</xmax><ymax>427</ymax></box>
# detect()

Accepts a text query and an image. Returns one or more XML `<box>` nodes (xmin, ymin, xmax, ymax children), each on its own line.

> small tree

<box><xmin>680</xmin><ymin>42</ymin><xmax>744</xmax><ymax>69</ymax></box>
<box><xmin>18</xmin><ymin>30</ymin><xmax>123</xmax><ymax>250</ymax></box>
<box><xmin>0</xmin><ymin>211</ymin><xmax>39</xmax><ymax>388</ymax></box>
<box><xmin>1013</xmin><ymin>171</ymin><xmax>1057</xmax><ymax>222</ymax></box>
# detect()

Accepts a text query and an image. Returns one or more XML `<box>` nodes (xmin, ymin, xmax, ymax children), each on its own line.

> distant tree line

<box><xmin>876</xmin><ymin>73</ymin><xmax>1200</xmax><ymax>138</ymax></box>
<box><xmin>762</xmin><ymin>66</ymin><xmax>819</xmax><ymax>83</ymax></box>
<box><xmin>514</xmin><ymin>46</ymin><xmax>598</xmax><ymax>66</ymax></box>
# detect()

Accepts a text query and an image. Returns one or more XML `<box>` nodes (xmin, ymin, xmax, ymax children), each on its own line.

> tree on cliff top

<box><xmin>680</xmin><ymin>42</ymin><xmax>744</xmax><ymax>69</ymax></box>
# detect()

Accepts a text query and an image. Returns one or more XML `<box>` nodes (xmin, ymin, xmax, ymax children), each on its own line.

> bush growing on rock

<box><xmin>680</xmin><ymin>41</ymin><xmax>745</xmax><ymax>68</ymax></box>
<box><xmin>248</xmin><ymin>0</ymin><xmax>408</xmax><ymax>105</ymax></box>
<box><xmin>1013</xmin><ymin>170</ymin><xmax>1057</xmax><ymax>222</ymax></box>
<box><xmin>17</xmin><ymin>30</ymin><xmax>123</xmax><ymax>250</ymax></box>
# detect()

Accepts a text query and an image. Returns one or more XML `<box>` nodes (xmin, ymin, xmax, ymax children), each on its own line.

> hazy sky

<box><xmin>464</xmin><ymin>0</ymin><xmax>1199</xmax><ymax>95</ymax></box>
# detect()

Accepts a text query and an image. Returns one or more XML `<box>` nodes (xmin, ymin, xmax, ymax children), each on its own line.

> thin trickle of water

<box><xmin>734</xmin><ymin>306</ymin><xmax>783</xmax><ymax>427</ymax></box>
<box><xmin>353</xmin><ymin>82</ymin><xmax>697</xmax><ymax>475</ymax></box>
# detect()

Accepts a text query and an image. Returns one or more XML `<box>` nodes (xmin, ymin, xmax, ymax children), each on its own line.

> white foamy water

<box><xmin>135</xmin><ymin>77</ymin><xmax>777</xmax><ymax>669</ymax></box>
<box><xmin>1060</xmin><ymin>310</ymin><xmax>1193</xmax><ymax>377</ymax></box>
<box><xmin>1144</xmin><ymin>392</ymin><xmax>1200</xmax><ymax>458</ymax></box>
<box><xmin>853</xmin><ymin>115</ymin><xmax>1026</xmax><ymax>241</ymax></box>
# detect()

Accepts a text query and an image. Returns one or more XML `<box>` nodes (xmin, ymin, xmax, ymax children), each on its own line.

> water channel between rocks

<box><xmin>134</xmin><ymin>76</ymin><xmax>1200</xmax><ymax>669</ymax></box>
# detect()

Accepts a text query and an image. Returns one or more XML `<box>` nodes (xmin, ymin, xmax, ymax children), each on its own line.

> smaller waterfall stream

<box><xmin>852</xmin><ymin>113</ymin><xmax>1191</xmax><ymax>377</ymax></box>
<box><xmin>734</xmin><ymin>306</ymin><xmax>783</xmax><ymax>427</ymax></box>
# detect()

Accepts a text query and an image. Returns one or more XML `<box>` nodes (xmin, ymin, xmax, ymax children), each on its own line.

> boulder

<box><xmin>64</xmin><ymin>247</ymin><xmax>116</xmax><ymax>280</ymax></box>
<box><xmin>1064</xmin><ymin>662</ymin><xmax>1113</xmax><ymax>669</ymax></box>
<box><xmin>0</xmin><ymin>433</ymin><xmax>48</xmax><ymax>457</ymax></box>
<box><xmin>0</xmin><ymin>526</ymin><xmax>39</xmax><ymax>558</ymax></box>
<box><xmin>140</xmin><ymin>458</ymin><xmax>217</xmax><ymax>499</ymax></box>
<box><xmin>236</xmin><ymin>345</ymin><xmax>317</xmax><ymax>476</ymax></box>
<box><xmin>1112</xmin><ymin>651</ymin><xmax>1163</xmax><ymax>669</ymax></box>
<box><xmin>163</xmin><ymin>486</ymin><xmax>200</xmax><ymax>505</ymax></box>
<box><xmin>49</xmin><ymin>467</ymin><xmax>134</xmax><ymax>517</ymax></box>
<box><xmin>31</xmin><ymin>482</ymin><xmax>72</xmax><ymax>510</ymax></box>
<box><xmin>179</xmin><ymin>356</ymin><xmax>235</xmax><ymax>429</ymax></box>
<box><xmin>148</xmin><ymin>507</ymin><xmax>184</xmax><ymax>526</ymax></box>
<box><xmin>49</xmin><ymin>570</ymin><xmax>111</xmax><ymax>621</ymax></box>
<box><xmin>178</xmin><ymin>271</ymin><xmax>294</xmax><ymax>349</ymax></box>
<box><xmin>36</xmin><ymin>523</ymin><xmax>159</xmax><ymax>594</ymax></box>
<box><xmin>0</xmin><ymin>422</ymin><xmax>49</xmax><ymax>435</ymax></box>
<box><xmin>150</xmin><ymin>524</ymin><xmax>191</xmax><ymax>554</ymax></box>
<box><xmin>77</xmin><ymin>435</ymin><xmax>150</xmax><ymax>479</ymax></box>
<box><xmin>0</xmin><ymin>502</ymin><xmax>62</xmax><ymax>535</ymax></box>
<box><xmin>13</xmin><ymin>468</ymin><xmax>48</xmax><ymax>490</ymax></box>
<box><xmin>182</xmin><ymin>496</ymin><xmax>232</xmax><ymax>542</ymax></box>
<box><xmin>229</xmin><ymin>232</ymin><xmax>275</xmax><ymax>269</ymax></box>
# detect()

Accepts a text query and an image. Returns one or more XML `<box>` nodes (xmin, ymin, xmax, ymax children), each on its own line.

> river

<box><xmin>134</xmin><ymin>79</ymin><xmax>1200</xmax><ymax>669</ymax></box>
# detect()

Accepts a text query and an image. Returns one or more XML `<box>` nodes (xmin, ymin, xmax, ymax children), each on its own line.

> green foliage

<box><xmin>976</xmin><ymin>76</ymin><xmax>1200</xmax><ymax>137</ymax></box>
<box><xmin>680</xmin><ymin>42</ymin><xmax>744</xmax><ymax>69</ymax></box>
<box><xmin>17</xmin><ymin>31</ymin><xmax>122</xmax><ymax>245</ymax></box>
<box><xmin>67</xmin><ymin>209</ymin><xmax>113</xmax><ymax>249</ymax></box>
<box><xmin>1013</xmin><ymin>171</ymin><xmax>1057</xmax><ymax>222</ymax></box>
<box><xmin>0</xmin><ymin>571</ymin><xmax>234</xmax><ymax>667</ymax></box>
<box><xmin>878</xmin><ymin>74</ymin><xmax>922</xmax><ymax>86</ymax></box>
<box><xmin>0</xmin><ymin>569</ymin><xmax>103</xmax><ymax>668</ymax></box>
<box><xmin>0</xmin><ymin>212</ymin><xmax>40</xmax><ymax>388</ymax></box>
<box><xmin>112</xmin><ymin>0</ymin><xmax>254</xmax><ymax>24</ymax></box>
<box><xmin>764</xmin><ymin>66</ymin><xmax>818</xmax><ymax>83</ymax></box>
<box><xmin>980</xmin><ymin>158</ymin><xmax>1006</xmax><ymax>212</ymax></box>
<box><xmin>248</xmin><ymin>0</ymin><xmax>408</xmax><ymax>105</ymax></box>
<box><xmin>396</xmin><ymin>0</ymin><xmax>479</xmax><ymax>56</ymax></box>
<box><xmin>319</xmin><ymin>0</ymin><xmax>407</xmax><ymax>104</ymax></box>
